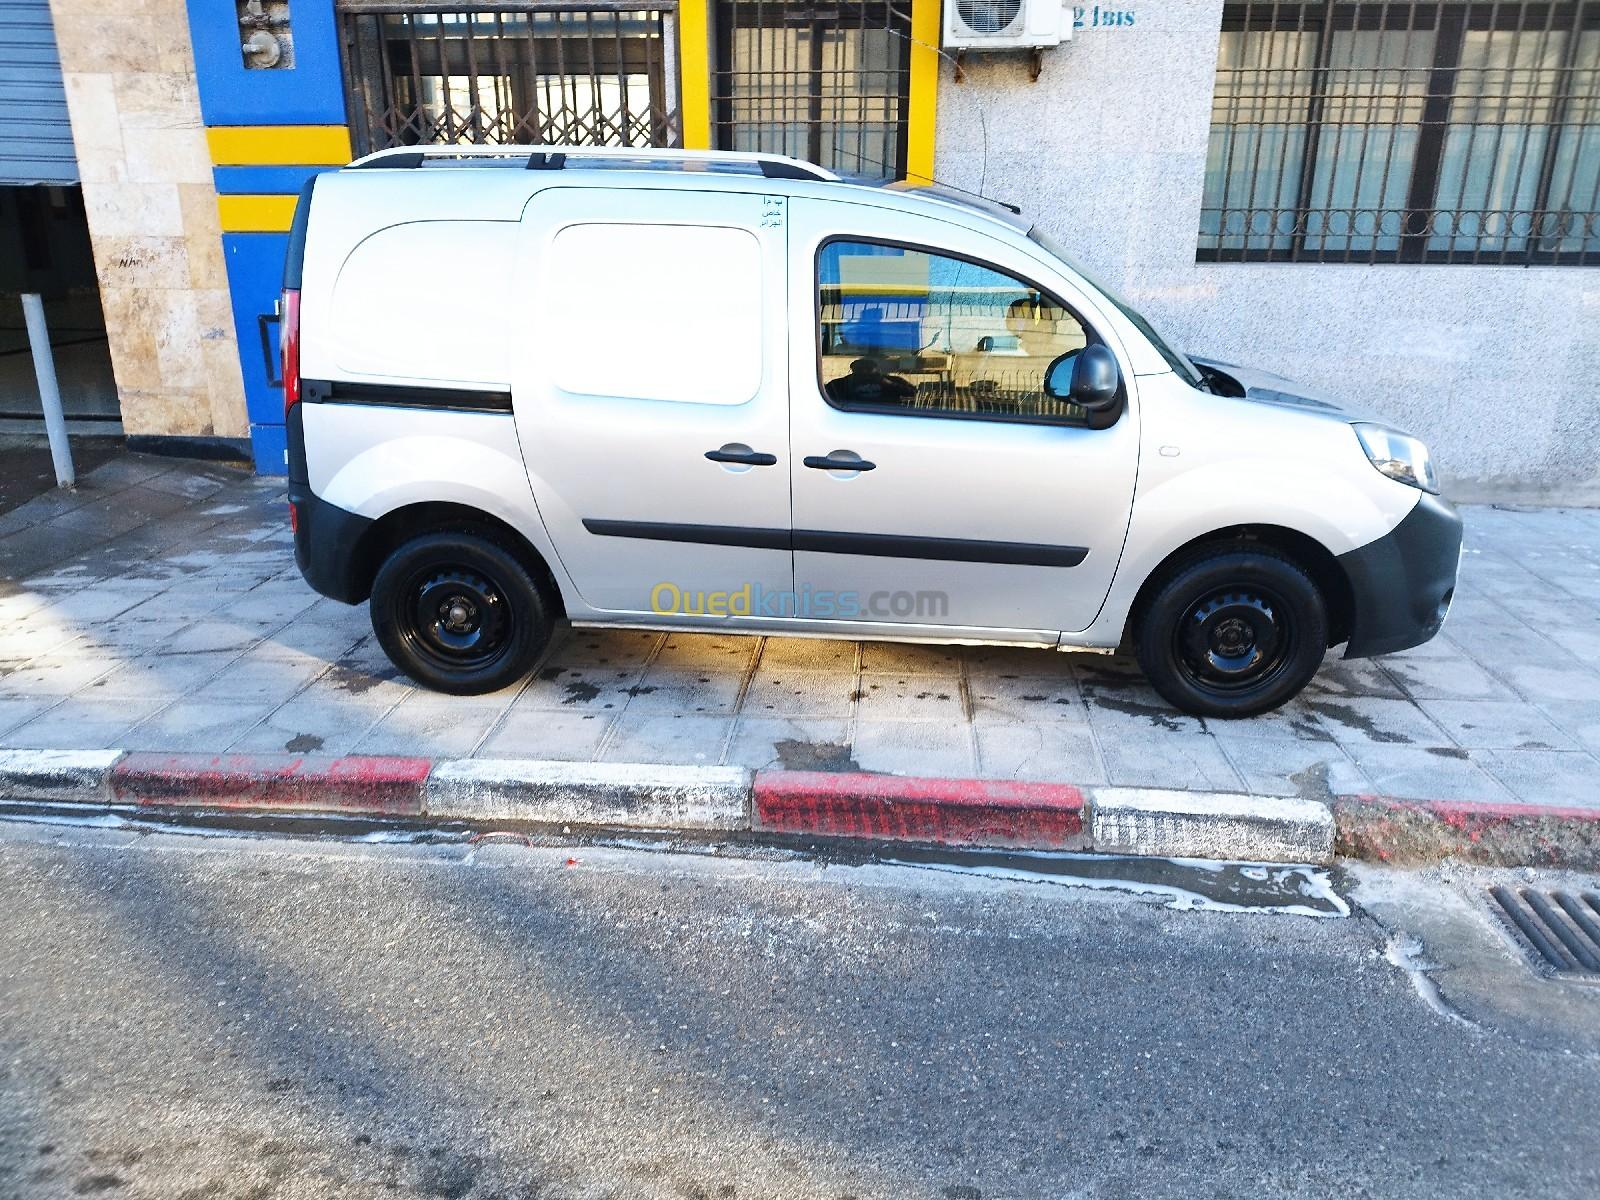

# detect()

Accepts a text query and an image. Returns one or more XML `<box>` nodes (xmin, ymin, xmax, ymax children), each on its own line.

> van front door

<box><xmin>513</xmin><ymin>186</ymin><xmax>792</xmax><ymax>618</ymax></box>
<box><xmin>786</xmin><ymin>199</ymin><xmax>1139</xmax><ymax>636</ymax></box>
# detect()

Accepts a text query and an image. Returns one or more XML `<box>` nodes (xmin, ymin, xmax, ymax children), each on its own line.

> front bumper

<box><xmin>1337</xmin><ymin>492</ymin><xmax>1463</xmax><ymax>659</ymax></box>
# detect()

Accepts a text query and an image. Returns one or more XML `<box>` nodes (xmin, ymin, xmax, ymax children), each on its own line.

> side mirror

<box><xmin>1045</xmin><ymin>344</ymin><xmax>1121</xmax><ymax>412</ymax></box>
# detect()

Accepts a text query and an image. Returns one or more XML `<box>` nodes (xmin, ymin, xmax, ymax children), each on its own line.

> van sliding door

<box><xmin>512</xmin><ymin>185</ymin><xmax>794</xmax><ymax>620</ymax></box>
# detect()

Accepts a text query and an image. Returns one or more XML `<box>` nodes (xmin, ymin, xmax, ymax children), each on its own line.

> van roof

<box><xmin>338</xmin><ymin>144</ymin><xmax>1032</xmax><ymax>234</ymax></box>
<box><xmin>292</xmin><ymin>145</ymin><xmax>1174</xmax><ymax>382</ymax></box>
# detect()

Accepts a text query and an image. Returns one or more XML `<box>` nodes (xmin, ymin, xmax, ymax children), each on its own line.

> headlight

<box><xmin>1353</xmin><ymin>423</ymin><xmax>1439</xmax><ymax>494</ymax></box>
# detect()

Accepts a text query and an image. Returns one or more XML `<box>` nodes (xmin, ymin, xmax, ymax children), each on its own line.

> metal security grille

<box><xmin>712</xmin><ymin>0</ymin><xmax>911</xmax><ymax>178</ymax></box>
<box><xmin>338</xmin><ymin>2</ymin><xmax>681</xmax><ymax>156</ymax></box>
<box><xmin>1200</xmin><ymin>1</ymin><xmax>1600</xmax><ymax>265</ymax></box>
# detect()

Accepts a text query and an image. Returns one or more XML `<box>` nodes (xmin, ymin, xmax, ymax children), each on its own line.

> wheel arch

<box><xmin>349</xmin><ymin>501</ymin><xmax>566</xmax><ymax>616</ymax></box>
<box><xmin>1124</xmin><ymin>523</ymin><xmax>1354</xmax><ymax>651</ymax></box>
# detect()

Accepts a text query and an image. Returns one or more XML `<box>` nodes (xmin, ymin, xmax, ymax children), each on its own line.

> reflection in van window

<box><xmin>545</xmin><ymin>223</ymin><xmax>763</xmax><ymax>405</ymax></box>
<box><xmin>816</xmin><ymin>241</ymin><xmax>1090</xmax><ymax>422</ymax></box>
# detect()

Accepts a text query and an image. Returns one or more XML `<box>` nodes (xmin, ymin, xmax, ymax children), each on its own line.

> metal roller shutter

<box><xmin>0</xmin><ymin>0</ymin><xmax>76</xmax><ymax>185</ymax></box>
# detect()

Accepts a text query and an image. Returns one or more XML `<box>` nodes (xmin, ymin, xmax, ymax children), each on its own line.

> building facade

<box><xmin>28</xmin><ymin>0</ymin><xmax>1600</xmax><ymax>500</ymax></box>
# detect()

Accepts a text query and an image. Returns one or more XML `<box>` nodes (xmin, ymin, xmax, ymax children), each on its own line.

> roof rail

<box><xmin>345</xmin><ymin>145</ymin><xmax>840</xmax><ymax>182</ymax></box>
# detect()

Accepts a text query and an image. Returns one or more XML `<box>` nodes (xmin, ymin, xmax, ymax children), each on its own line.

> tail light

<box><xmin>280</xmin><ymin>288</ymin><xmax>301</xmax><ymax>417</ymax></box>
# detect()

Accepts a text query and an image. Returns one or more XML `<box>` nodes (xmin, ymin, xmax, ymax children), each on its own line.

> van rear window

<box><xmin>331</xmin><ymin>221</ymin><xmax>514</xmax><ymax>386</ymax></box>
<box><xmin>540</xmin><ymin>223</ymin><xmax>763</xmax><ymax>406</ymax></box>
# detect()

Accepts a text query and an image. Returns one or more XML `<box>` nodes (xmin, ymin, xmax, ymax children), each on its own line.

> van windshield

<box><xmin>1026</xmin><ymin>227</ymin><xmax>1204</xmax><ymax>389</ymax></box>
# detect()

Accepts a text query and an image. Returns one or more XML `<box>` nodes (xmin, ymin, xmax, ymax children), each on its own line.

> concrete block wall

<box><xmin>935</xmin><ymin>2</ymin><xmax>1600</xmax><ymax>504</ymax></box>
<box><xmin>40</xmin><ymin>0</ymin><xmax>1598</xmax><ymax>499</ymax></box>
<box><xmin>46</xmin><ymin>0</ymin><xmax>248</xmax><ymax>441</ymax></box>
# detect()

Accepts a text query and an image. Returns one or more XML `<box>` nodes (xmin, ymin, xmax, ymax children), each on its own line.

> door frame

<box><xmin>781</xmin><ymin>196</ymin><xmax>1145</xmax><ymax>642</ymax></box>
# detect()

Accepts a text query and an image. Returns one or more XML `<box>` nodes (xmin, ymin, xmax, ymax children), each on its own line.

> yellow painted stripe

<box><xmin>677</xmin><ymin>1</ymin><xmax>712</xmax><ymax>150</ymax></box>
<box><xmin>207</xmin><ymin>125</ymin><xmax>352</xmax><ymax>167</ymax></box>
<box><xmin>217</xmin><ymin>194</ymin><xmax>300</xmax><ymax>233</ymax></box>
<box><xmin>905</xmin><ymin>0</ymin><xmax>940</xmax><ymax>183</ymax></box>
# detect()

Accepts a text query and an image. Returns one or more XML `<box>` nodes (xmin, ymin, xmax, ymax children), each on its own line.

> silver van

<box><xmin>282</xmin><ymin>146</ymin><xmax>1461</xmax><ymax>717</ymax></box>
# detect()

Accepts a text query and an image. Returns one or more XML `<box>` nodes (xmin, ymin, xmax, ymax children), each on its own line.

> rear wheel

<box><xmin>370</xmin><ymin>531</ymin><xmax>552</xmax><ymax>695</ymax></box>
<box><xmin>1135</xmin><ymin>547</ymin><xmax>1327</xmax><ymax>718</ymax></box>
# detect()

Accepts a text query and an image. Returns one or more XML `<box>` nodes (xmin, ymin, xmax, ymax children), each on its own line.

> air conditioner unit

<box><xmin>943</xmin><ymin>0</ymin><xmax>1071</xmax><ymax>49</ymax></box>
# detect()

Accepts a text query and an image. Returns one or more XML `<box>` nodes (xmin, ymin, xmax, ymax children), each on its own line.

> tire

<box><xmin>369</xmin><ymin>530</ymin><xmax>553</xmax><ymax>695</ymax></box>
<box><xmin>1134</xmin><ymin>546</ymin><xmax>1328</xmax><ymax>718</ymax></box>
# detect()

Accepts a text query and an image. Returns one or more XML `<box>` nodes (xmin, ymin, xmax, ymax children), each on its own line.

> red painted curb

<box><xmin>13</xmin><ymin>746</ymin><xmax>1592</xmax><ymax>869</ymax></box>
<box><xmin>1332</xmin><ymin>795</ymin><xmax>1600</xmax><ymax>869</ymax></box>
<box><xmin>753</xmin><ymin>770</ymin><xmax>1086</xmax><ymax>849</ymax></box>
<box><xmin>110</xmin><ymin>753</ymin><xmax>432</xmax><ymax>816</ymax></box>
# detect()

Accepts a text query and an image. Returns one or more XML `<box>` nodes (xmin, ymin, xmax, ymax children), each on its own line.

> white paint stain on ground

<box><xmin>1385</xmin><ymin>932</ymin><xmax>1480</xmax><ymax>1029</ymax></box>
<box><xmin>881</xmin><ymin>849</ymin><xmax>1351</xmax><ymax>918</ymax></box>
<box><xmin>0</xmin><ymin>808</ymin><xmax>1347</xmax><ymax>918</ymax></box>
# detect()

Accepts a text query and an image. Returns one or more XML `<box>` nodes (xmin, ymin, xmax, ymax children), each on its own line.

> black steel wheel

<box><xmin>1135</xmin><ymin>548</ymin><xmax>1327</xmax><ymax>718</ymax></box>
<box><xmin>402</xmin><ymin>567</ymin><xmax>510</xmax><ymax>671</ymax></box>
<box><xmin>1175</xmin><ymin>586</ymin><xmax>1294</xmax><ymax>693</ymax></box>
<box><xmin>370</xmin><ymin>531</ymin><xmax>552</xmax><ymax>695</ymax></box>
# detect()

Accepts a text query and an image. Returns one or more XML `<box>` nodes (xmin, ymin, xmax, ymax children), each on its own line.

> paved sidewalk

<box><xmin>2</xmin><ymin>452</ymin><xmax>1598</xmax><ymax>809</ymax></box>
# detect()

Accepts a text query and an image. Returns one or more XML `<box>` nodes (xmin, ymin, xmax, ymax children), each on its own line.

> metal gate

<box><xmin>337</xmin><ymin>2</ymin><xmax>682</xmax><ymax>156</ymax></box>
<box><xmin>712</xmin><ymin>0</ymin><xmax>911</xmax><ymax>178</ymax></box>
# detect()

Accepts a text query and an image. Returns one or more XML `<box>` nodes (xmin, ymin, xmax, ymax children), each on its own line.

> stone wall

<box><xmin>935</xmin><ymin>3</ymin><xmax>1600</xmax><ymax>504</ymax></box>
<box><xmin>47</xmin><ymin>0</ymin><xmax>247</xmax><ymax>440</ymax></box>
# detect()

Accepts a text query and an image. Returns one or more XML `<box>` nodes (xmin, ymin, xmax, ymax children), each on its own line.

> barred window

<box><xmin>1199</xmin><ymin>2</ymin><xmax>1600</xmax><ymax>265</ymax></box>
<box><xmin>712</xmin><ymin>1</ymin><xmax>911</xmax><ymax>179</ymax></box>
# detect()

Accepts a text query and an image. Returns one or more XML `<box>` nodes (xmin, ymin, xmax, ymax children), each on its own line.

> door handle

<box><xmin>803</xmin><ymin>453</ymin><xmax>876</xmax><ymax>472</ymax></box>
<box><xmin>705</xmin><ymin>446</ymin><xmax>777</xmax><ymax>467</ymax></box>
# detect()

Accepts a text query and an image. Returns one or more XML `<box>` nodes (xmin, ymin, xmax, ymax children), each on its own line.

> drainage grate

<box><xmin>1489</xmin><ymin>886</ymin><xmax>1600</xmax><ymax>980</ymax></box>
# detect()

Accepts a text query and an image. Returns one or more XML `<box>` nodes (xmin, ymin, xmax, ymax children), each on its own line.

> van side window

<box><xmin>546</xmin><ymin>223</ymin><xmax>763</xmax><ymax>405</ymax></box>
<box><xmin>816</xmin><ymin>240</ymin><xmax>1091</xmax><ymax>423</ymax></box>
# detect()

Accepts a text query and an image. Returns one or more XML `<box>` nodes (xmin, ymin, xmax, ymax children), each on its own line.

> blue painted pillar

<box><xmin>184</xmin><ymin>0</ymin><xmax>351</xmax><ymax>475</ymax></box>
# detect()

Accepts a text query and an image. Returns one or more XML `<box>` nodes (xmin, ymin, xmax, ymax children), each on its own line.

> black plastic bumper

<box><xmin>287</xmin><ymin>403</ymin><xmax>373</xmax><ymax>605</ymax></box>
<box><xmin>1338</xmin><ymin>492</ymin><xmax>1463</xmax><ymax>659</ymax></box>
<box><xmin>290</xmin><ymin>486</ymin><xmax>373</xmax><ymax>604</ymax></box>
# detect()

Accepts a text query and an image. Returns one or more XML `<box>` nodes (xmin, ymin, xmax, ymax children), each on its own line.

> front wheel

<box><xmin>370</xmin><ymin>531</ymin><xmax>552</xmax><ymax>695</ymax></box>
<box><xmin>1135</xmin><ymin>548</ymin><xmax>1327</xmax><ymax>718</ymax></box>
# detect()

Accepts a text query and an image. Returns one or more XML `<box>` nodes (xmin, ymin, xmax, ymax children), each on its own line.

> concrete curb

<box><xmin>1</xmin><ymin>747</ymin><xmax>1597</xmax><ymax>868</ymax></box>
<box><xmin>109</xmin><ymin>753</ymin><xmax>432</xmax><ymax>814</ymax></box>
<box><xmin>1090</xmin><ymin>787</ymin><xmax>1335</xmax><ymax>865</ymax></box>
<box><xmin>1331</xmin><ymin>795</ymin><xmax>1600</xmax><ymax>869</ymax></box>
<box><xmin>0</xmin><ymin>749</ymin><xmax>121</xmax><ymax>804</ymax></box>
<box><xmin>426</xmin><ymin>760</ymin><xmax>750</xmax><ymax>830</ymax></box>
<box><xmin>754</xmin><ymin>770</ymin><xmax>1087</xmax><ymax>849</ymax></box>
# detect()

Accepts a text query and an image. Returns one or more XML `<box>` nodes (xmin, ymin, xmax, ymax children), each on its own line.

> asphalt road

<box><xmin>1</xmin><ymin>817</ymin><xmax>1597</xmax><ymax>1200</ymax></box>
